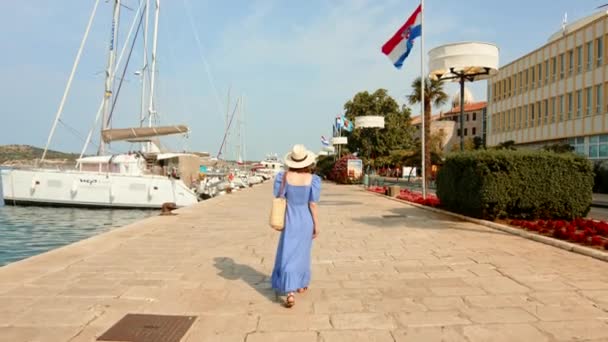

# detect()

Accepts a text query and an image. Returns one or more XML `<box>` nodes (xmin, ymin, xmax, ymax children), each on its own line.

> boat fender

<box><xmin>71</xmin><ymin>180</ymin><xmax>78</xmax><ymax>196</ymax></box>
<box><xmin>30</xmin><ymin>177</ymin><xmax>39</xmax><ymax>193</ymax></box>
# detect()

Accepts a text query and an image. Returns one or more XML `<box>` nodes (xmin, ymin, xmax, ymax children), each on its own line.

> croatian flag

<box><xmin>321</xmin><ymin>136</ymin><xmax>330</xmax><ymax>146</ymax></box>
<box><xmin>381</xmin><ymin>4</ymin><xmax>422</xmax><ymax>69</ymax></box>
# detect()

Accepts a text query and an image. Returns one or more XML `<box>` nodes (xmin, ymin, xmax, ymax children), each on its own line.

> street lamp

<box><xmin>354</xmin><ymin>116</ymin><xmax>385</xmax><ymax>186</ymax></box>
<box><xmin>428</xmin><ymin>42</ymin><xmax>499</xmax><ymax>151</ymax></box>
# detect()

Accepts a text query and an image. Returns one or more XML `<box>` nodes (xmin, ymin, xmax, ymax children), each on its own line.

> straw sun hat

<box><xmin>284</xmin><ymin>144</ymin><xmax>317</xmax><ymax>169</ymax></box>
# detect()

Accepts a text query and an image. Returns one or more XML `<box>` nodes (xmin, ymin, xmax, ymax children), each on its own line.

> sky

<box><xmin>0</xmin><ymin>0</ymin><xmax>604</xmax><ymax>160</ymax></box>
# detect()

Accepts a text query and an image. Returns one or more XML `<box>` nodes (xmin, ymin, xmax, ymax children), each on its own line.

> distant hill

<box><xmin>0</xmin><ymin>145</ymin><xmax>79</xmax><ymax>166</ymax></box>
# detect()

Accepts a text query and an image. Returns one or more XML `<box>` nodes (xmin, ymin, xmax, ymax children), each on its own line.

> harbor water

<box><xmin>0</xmin><ymin>176</ymin><xmax>155</xmax><ymax>266</ymax></box>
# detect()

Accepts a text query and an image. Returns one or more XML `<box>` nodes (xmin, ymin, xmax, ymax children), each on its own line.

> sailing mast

<box><xmin>224</xmin><ymin>87</ymin><xmax>231</xmax><ymax>160</ymax></box>
<box><xmin>99</xmin><ymin>0</ymin><xmax>122</xmax><ymax>155</ymax></box>
<box><xmin>147</xmin><ymin>0</ymin><xmax>160</xmax><ymax>153</ymax></box>
<box><xmin>139</xmin><ymin>0</ymin><xmax>150</xmax><ymax>128</ymax></box>
<box><xmin>236</xmin><ymin>95</ymin><xmax>243</xmax><ymax>169</ymax></box>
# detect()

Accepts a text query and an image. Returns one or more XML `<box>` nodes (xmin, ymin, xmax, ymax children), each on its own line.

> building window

<box><xmin>586</xmin><ymin>87</ymin><xmax>592</xmax><ymax>116</ymax></box>
<box><xmin>458</xmin><ymin>128</ymin><xmax>461</xmax><ymax>136</ymax></box>
<box><xmin>585</xmin><ymin>87</ymin><xmax>593</xmax><ymax>115</ymax></box>
<box><xmin>531</xmin><ymin>67</ymin><xmax>535</xmax><ymax>88</ymax></box>
<box><xmin>525</xmin><ymin>70</ymin><xmax>529</xmax><ymax>91</ymax></box>
<box><xmin>464</xmin><ymin>128</ymin><xmax>468</xmax><ymax>136</ymax></box>
<box><xmin>597</xmin><ymin>37</ymin><xmax>603</xmax><ymax>67</ymax></box>
<box><xmin>519</xmin><ymin>71</ymin><xmax>523</xmax><ymax>93</ymax></box>
<box><xmin>577</xmin><ymin>45</ymin><xmax>583</xmax><ymax>73</ymax></box>
<box><xmin>544</xmin><ymin>99</ymin><xmax>549</xmax><ymax>123</ymax></box>
<box><xmin>538</xmin><ymin>63</ymin><xmax>543</xmax><ymax>84</ymax></box>
<box><xmin>530</xmin><ymin>104</ymin><xmax>535</xmax><ymax>127</ymax></box>
<box><xmin>597</xmin><ymin>84</ymin><xmax>603</xmax><ymax>115</ymax></box>
<box><xmin>599</xmin><ymin>136</ymin><xmax>608</xmax><ymax>158</ymax></box>
<box><xmin>568</xmin><ymin>137</ymin><xmax>586</xmax><ymax>156</ymax></box>
<box><xmin>587</xmin><ymin>41</ymin><xmax>593</xmax><ymax>71</ymax></box>
<box><xmin>473</xmin><ymin>112</ymin><xmax>477</xmax><ymax>121</ymax></box>
<box><xmin>472</xmin><ymin>127</ymin><xmax>476</xmax><ymax>136</ymax></box>
<box><xmin>587</xmin><ymin>135</ymin><xmax>608</xmax><ymax>159</ymax></box>
<box><xmin>552</xmin><ymin>56</ymin><xmax>557</xmax><ymax>81</ymax></box>
<box><xmin>577</xmin><ymin>90</ymin><xmax>582</xmax><ymax>117</ymax></box>
<box><xmin>513</xmin><ymin>74</ymin><xmax>518</xmax><ymax>95</ymax></box>
<box><xmin>559</xmin><ymin>95</ymin><xmax>564</xmax><ymax>121</ymax></box>
<box><xmin>497</xmin><ymin>82</ymin><xmax>501</xmax><ymax>100</ymax></box>
<box><xmin>568</xmin><ymin>92</ymin><xmax>573</xmax><ymax>120</ymax></box>
<box><xmin>551</xmin><ymin>97</ymin><xmax>556</xmax><ymax>123</ymax></box>
<box><xmin>524</xmin><ymin>106</ymin><xmax>528</xmax><ymax>128</ymax></box>
<box><xmin>544</xmin><ymin>60</ymin><xmax>549</xmax><ymax>84</ymax></box>
<box><xmin>466</xmin><ymin>114</ymin><xmax>469</xmax><ymax>122</ymax></box>
<box><xmin>559</xmin><ymin>53</ymin><xmax>565</xmax><ymax>79</ymax></box>
<box><xmin>568</xmin><ymin>50</ymin><xmax>574</xmax><ymax>75</ymax></box>
<box><xmin>517</xmin><ymin>107</ymin><xmax>522</xmax><ymax>129</ymax></box>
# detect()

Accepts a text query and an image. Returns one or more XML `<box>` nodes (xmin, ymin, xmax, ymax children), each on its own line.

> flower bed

<box><xmin>509</xmin><ymin>218</ymin><xmax>608</xmax><ymax>250</ymax></box>
<box><xmin>366</xmin><ymin>186</ymin><xmax>608</xmax><ymax>252</ymax></box>
<box><xmin>368</xmin><ymin>186</ymin><xmax>387</xmax><ymax>194</ymax></box>
<box><xmin>366</xmin><ymin>187</ymin><xmax>440</xmax><ymax>207</ymax></box>
<box><xmin>397</xmin><ymin>189</ymin><xmax>440</xmax><ymax>207</ymax></box>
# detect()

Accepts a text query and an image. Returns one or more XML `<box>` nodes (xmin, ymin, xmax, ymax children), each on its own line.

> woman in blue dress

<box><xmin>271</xmin><ymin>144</ymin><xmax>321</xmax><ymax>308</ymax></box>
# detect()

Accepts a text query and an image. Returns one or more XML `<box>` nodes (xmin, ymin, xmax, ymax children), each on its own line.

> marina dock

<box><xmin>1</xmin><ymin>182</ymin><xmax>608</xmax><ymax>341</ymax></box>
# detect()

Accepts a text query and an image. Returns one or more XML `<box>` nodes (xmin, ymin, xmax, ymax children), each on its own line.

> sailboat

<box><xmin>0</xmin><ymin>0</ymin><xmax>199</xmax><ymax>208</ymax></box>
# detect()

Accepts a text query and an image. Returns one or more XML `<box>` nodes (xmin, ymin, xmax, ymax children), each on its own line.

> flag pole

<box><xmin>420</xmin><ymin>0</ymin><xmax>426</xmax><ymax>199</ymax></box>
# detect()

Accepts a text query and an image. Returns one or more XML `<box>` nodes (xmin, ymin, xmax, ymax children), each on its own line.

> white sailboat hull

<box><xmin>1</xmin><ymin>168</ymin><xmax>198</xmax><ymax>209</ymax></box>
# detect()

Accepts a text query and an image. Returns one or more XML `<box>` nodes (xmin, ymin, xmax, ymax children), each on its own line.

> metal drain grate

<box><xmin>97</xmin><ymin>314</ymin><xmax>197</xmax><ymax>342</ymax></box>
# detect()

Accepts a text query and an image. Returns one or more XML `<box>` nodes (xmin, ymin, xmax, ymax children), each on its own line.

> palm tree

<box><xmin>408</xmin><ymin>77</ymin><xmax>448</xmax><ymax>187</ymax></box>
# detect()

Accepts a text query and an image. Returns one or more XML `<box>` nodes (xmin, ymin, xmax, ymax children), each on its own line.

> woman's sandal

<box><xmin>296</xmin><ymin>287</ymin><xmax>308</xmax><ymax>294</ymax></box>
<box><xmin>285</xmin><ymin>293</ymin><xmax>295</xmax><ymax>308</ymax></box>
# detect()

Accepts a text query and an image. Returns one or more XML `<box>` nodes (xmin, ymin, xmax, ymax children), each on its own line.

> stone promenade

<box><xmin>1</xmin><ymin>182</ymin><xmax>608</xmax><ymax>341</ymax></box>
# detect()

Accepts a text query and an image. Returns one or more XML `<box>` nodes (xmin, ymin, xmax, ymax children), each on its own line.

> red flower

<box><xmin>591</xmin><ymin>236</ymin><xmax>604</xmax><ymax>246</ymax></box>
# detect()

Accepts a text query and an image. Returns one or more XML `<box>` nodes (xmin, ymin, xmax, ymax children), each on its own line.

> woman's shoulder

<box><xmin>311</xmin><ymin>174</ymin><xmax>321</xmax><ymax>185</ymax></box>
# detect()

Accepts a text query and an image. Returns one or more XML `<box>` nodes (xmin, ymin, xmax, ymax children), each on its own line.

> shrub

<box><xmin>436</xmin><ymin>149</ymin><xmax>593</xmax><ymax>220</ymax></box>
<box><xmin>593</xmin><ymin>160</ymin><xmax>608</xmax><ymax>193</ymax></box>
<box><xmin>329</xmin><ymin>154</ymin><xmax>361</xmax><ymax>184</ymax></box>
<box><xmin>315</xmin><ymin>155</ymin><xmax>335</xmax><ymax>179</ymax></box>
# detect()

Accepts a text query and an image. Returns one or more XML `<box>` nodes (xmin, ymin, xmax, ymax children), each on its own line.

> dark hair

<box><xmin>288</xmin><ymin>164</ymin><xmax>315</xmax><ymax>173</ymax></box>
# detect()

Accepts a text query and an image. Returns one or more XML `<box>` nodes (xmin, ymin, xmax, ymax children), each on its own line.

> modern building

<box><xmin>411</xmin><ymin>89</ymin><xmax>487</xmax><ymax>151</ymax></box>
<box><xmin>487</xmin><ymin>11</ymin><xmax>608</xmax><ymax>159</ymax></box>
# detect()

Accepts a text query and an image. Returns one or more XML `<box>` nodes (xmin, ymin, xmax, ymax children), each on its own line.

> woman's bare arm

<box><xmin>309</xmin><ymin>202</ymin><xmax>319</xmax><ymax>238</ymax></box>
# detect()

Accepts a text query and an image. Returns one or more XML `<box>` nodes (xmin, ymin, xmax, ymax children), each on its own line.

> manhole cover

<box><xmin>97</xmin><ymin>314</ymin><xmax>197</xmax><ymax>342</ymax></box>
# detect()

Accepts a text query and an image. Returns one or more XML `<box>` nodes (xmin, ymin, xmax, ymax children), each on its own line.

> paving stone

<box><xmin>536</xmin><ymin>320</ymin><xmax>608</xmax><ymax>341</ymax></box>
<box><xmin>392</xmin><ymin>326</ymin><xmax>467</xmax><ymax>341</ymax></box>
<box><xmin>524</xmin><ymin>304</ymin><xmax>607</xmax><ymax>321</ymax></box>
<box><xmin>313</xmin><ymin>299</ymin><xmax>364</xmax><ymax>314</ymax></box>
<box><xmin>330</xmin><ymin>313</ymin><xmax>396</xmax><ymax>330</ymax></box>
<box><xmin>464</xmin><ymin>294</ymin><xmax>536</xmax><ymax>308</ymax></box>
<box><xmin>0</xmin><ymin>326</ymin><xmax>81</xmax><ymax>342</ymax></box>
<box><xmin>463</xmin><ymin>323</ymin><xmax>550</xmax><ymax>342</ymax></box>
<box><xmin>463</xmin><ymin>307</ymin><xmax>538</xmax><ymax>324</ymax></box>
<box><xmin>320</xmin><ymin>330</ymin><xmax>394</xmax><ymax>342</ymax></box>
<box><xmin>418</xmin><ymin>296</ymin><xmax>467</xmax><ymax>311</ymax></box>
<box><xmin>258</xmin><ymin>314</ymin><xmax>331</xmax><ymax>331</ymax></box>
<box><xmin>393</xmin><ymin>311</ymin><xmax>470</xmax><ymax>327</ymax></box>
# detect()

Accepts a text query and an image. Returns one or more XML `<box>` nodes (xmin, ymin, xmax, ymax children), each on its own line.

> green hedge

<box><xmin>436</xmin><ymin>150</ymin><xmax>593</xmax><ymax>220</ymax></box>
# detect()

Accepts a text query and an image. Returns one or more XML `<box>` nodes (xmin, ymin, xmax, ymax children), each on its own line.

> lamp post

<box><xmin>428</xmin><ymin>42</ymin><xmax>499</xmax><ymax>151</ymax></box>
<box><xmin>438</xmin><ymin>68</ymin><xmax>491</xmax><ymax>151</ymax></box>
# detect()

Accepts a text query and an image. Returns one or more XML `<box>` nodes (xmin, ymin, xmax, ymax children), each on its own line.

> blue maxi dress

<box><xmin>271</xmin><ymin>172</ymin><xmax>321</xmax><ymax>294</ymax></box>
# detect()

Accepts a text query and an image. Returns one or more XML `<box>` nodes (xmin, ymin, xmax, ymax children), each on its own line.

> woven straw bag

<box><xmin>269</xmin><ymin>172</ymin><xmax>288</xmax><ymax>231</ymax></box>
